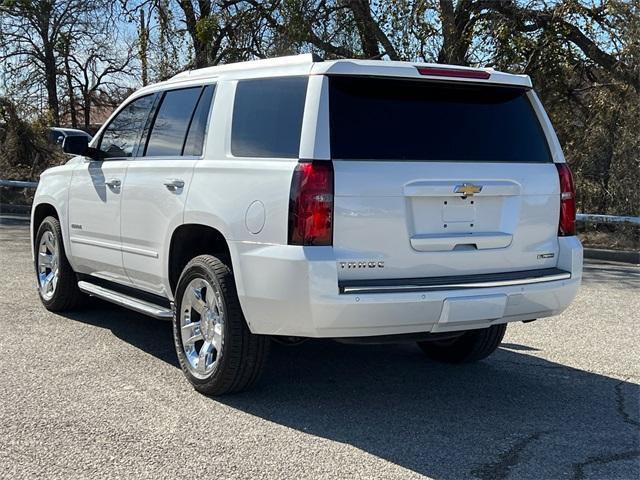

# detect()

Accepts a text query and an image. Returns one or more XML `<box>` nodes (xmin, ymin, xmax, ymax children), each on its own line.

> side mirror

<box><xmin>62</xmin><ymin>135</ymin><xmax>89</xmax><ymax>156</ymax></box>
<box><xmin>62</xmin><ymin>135</ymin><xmax>99</xmax><ymax>161</ymax></box>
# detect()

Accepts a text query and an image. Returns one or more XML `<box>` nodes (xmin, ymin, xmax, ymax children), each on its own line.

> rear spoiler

<box><xmin>311</xmin><ymin>60</ymin><xmax>532</xmax><ymax>89</ymax></box>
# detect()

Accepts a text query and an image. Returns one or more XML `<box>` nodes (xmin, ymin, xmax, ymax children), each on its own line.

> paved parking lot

<box><xmin>1</xmin><ymin>222</ymin><xmax>638</xmax><ymax>479</ymax></box>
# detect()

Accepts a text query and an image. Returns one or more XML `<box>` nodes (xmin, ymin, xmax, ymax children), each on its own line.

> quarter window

<box><xmin>231</xmin><ymin>77</ymin><xmax>308</xmax><ymax>158</ymax></box>
<box><xmin>99</xmin><ymin>95</ymin><xmax>155</xmax><ymax>159</ymax></box>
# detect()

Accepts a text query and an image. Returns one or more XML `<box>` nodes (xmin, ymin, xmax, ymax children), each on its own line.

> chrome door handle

<box><xmin>164</xmin><ymin>179</ymin><xmax>185</xmax><ymax>191</ymax></box>
<box><xmin>105</xmin><ymin>178</ymin><xmax>121</xmax><ymax>188</ymax></box>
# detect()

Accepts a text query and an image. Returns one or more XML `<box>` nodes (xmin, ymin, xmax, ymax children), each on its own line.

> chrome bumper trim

<box><xmin>340</xmin><ymin>271</ymin><xmax>571</xmax><ymax>295</ymax></box>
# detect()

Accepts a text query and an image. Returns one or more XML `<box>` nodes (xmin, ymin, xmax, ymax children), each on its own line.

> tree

<box><xmin>67</xmin><ymin>46</ymin><xmax>135</xmax><ymax>129</ymax></box>
<box><xmin>58</xmin><ymin>32</ymin><xmax>78</xmax><ymax>127</ymax></box>
<box><xmin>0</xmin><ymin>0</ymin><xmax>97</xmax><ymax>124</ymax></box>
<box><xmin>481</xmin><ymin>0</ymin><xmax>639</xmax><ymax>90</ymax></box>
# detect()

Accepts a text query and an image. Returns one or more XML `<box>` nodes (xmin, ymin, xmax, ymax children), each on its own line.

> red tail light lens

<box><xmin>556</xmin><ymin>163</ymin><xmax>576</xmax><ymax>236</ymax></box>
<box><xmin>416</xmin><ymin>66</ymin><xmax>491</xmax><ymax>79</ymax></box>
<box><xmin>288</xmin><ymin>161</ymin><xmax>334</xmax><ymax>246</ymax></box>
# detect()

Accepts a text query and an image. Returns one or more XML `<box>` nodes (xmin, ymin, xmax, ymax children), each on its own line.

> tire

<box><xmin>34</xmin><ymin>216</ymin><xmax>85</xmax><ymax>311</ymax></box>
<box><xmin>173</xmin><ymin>254</ymin><xmax>270</xmax><ymax>395</ymax></box>
<box><xmin>417</xmin><ymin>324</ymin><xmax>507</xmax><ymax>364</ymax></box>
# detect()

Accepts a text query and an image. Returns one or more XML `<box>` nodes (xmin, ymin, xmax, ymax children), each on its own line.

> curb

<box><xmin>584</xmin><ymin>248</ymin><xmax>640</xmax><ymax>265</ymax></box>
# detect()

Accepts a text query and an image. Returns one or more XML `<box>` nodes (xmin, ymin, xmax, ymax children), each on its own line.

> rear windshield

<box><xmin>329</xmin><ymin>77</ymin><xmax>552</xmax><ymax>162</ymax></box>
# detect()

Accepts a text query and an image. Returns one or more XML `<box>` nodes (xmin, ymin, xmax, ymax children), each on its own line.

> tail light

<box><xmin>288</xmin><ymin>161</ymin><xmax>334</xmax><ymax>246</ymax></box>
<box><xmin>556</xmin><ymin>163</ymin><xmax>576</xmax><ymax>236</ymax></box>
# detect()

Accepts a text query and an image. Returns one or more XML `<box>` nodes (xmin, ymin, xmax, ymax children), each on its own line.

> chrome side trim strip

<box><xmin>70</xmin><ymin>236</ymin><xmax>121</xmax><ymax>251</ymax></box>
<box><xmin>78</xmin><ymin>281</ymin><xmax>173</xmax><ymax>319</ymax></box>
<box><xmin>341</xmin><ymin>272</ymin><xmax>571</xmax><ymax>294</ymax></box>
<box><xmin>121</xmin><ymin>245</ymin><xmax>159</xmax><ymax>258</ymax></box>
<box><xmin>69</xmin><ymin>236</ymin><xmax>158</xmax><ymax>258</ymax></box>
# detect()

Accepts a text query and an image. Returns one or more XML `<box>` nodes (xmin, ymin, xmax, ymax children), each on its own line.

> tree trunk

<box><xmin>178</xmin><ymin>0</ymin><xmax>211</xmax><ymax>68</ymax></box>
<box><xmin>138</xmin><ymin>9</ymin><xmax>149</xmax><ymax>86</ymax></box>
<box><xmin>599</xmin><ymin>116</ymin><xmax>617</xmax><ymax>213</ymax></box>
<box><xmin>43</xmin><ymin>44</ymin><xmax>60</xmax><ymax>125</ymax></box>
<box><xmin>83</xmin><ymin>91</ymin><xmax>91</xmax><ymax>130</ymax></box>
<box><xmin>437</xmin><ymin>0</ymin><xmax>473</xmax><ymax>65</ymax></box>
<box><xmin>63</xmin><ymin>50</ymin><xmax>77</xmax><ymax>127</ymax></box>
<box><xmin>345</xmin><ymin>0</ymin><xmax>380</xmax><ymax>58</ymax></box>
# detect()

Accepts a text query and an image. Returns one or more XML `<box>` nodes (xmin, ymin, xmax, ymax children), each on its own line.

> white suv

<box><xmin>31</xmin><ymin>54</ymin><xmax>582</xmax><ymax>395</ymax></box>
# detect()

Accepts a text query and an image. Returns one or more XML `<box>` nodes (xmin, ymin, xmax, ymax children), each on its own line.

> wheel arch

<box><xmin>167</xmin><ymin>223</ymin><xmax>233</xmax><ymax>295</ymax></box>
<box><xmin>31</xmin><ymin>202</ymin><xmax>60</xmax><ymax>246</ymax></box>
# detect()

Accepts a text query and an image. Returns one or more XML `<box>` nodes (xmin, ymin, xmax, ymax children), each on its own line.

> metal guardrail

<box><xmin>1</xmin><ymin>178</ymin><xmax>639</xmax><ymax>225</ymax></box>
<box><xmin>576</xmin><ymin>213</ymin><xmax>640</xmax><ymax>225</ymax></box>
<box><xmin>0</xmin><ymin>180</ymin><xmax>37</xmax><ymax>218</ymax></box>
<box><xmin>0</xmin><ymin>179</ymin><xmax>39</xmax><ymax>188</ymax></box>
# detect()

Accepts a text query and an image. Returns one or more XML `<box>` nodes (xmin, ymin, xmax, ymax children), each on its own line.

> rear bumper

<box><xmin>231</xmin><ymin>236</ymin><xmax>582</xmax><ymax>338</ymax></box>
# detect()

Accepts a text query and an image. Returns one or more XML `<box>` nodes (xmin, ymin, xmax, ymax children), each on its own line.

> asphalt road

<box><xmin>1</xmin><ymin>222</ymin><xmax>638</xmax><ymax>480</ymax></box>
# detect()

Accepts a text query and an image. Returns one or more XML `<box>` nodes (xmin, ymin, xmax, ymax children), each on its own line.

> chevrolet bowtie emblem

<box><xmin>454</xmin><ymin>183</ymin><xmax>483</xmax><ymax>196</ymax></box>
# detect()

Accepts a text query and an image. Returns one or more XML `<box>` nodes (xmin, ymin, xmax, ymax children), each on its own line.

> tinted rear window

<box><xmin>231</xmin><ymin>77</ymin><xmax>308</xmax><ymax>158</ymax></box>
<box><xmin>329</xmin><ymin>77</ymin><xmax>552</xmax><ymax>162</ymax></box>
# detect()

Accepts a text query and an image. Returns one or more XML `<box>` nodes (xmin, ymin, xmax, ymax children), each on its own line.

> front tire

<box><xmin>417</xmin><ymin>324</ymin><xmax>507</xmax><ymax>363</ymax></box>
<box><xmin>34</xmin><ymin>216</ymin><xmax>85</xmax><ymax>311</ymax></box>
<box><xmin>173</xmin><ymin>254</ymin><xmax>270</xmax><ymax>395</ymax></box>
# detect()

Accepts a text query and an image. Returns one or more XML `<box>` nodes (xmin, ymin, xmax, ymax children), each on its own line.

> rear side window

<box><xmin>231</xmin><ymin>77</ymin><xmax>308</xmax><ymax>158</ymax></box>
<box><xmin>145</xmin><ymin>87</ymin><xmax>202</xmax><ymax>157</ymax></box>
<box><xmin>100</xmin><ymin>94</ymin><xmax>155</xmax><ymax>158</ymax></box>
<box><xmin>329</xmin><ymin>77</ymin><xmax>552</xmax><ymax>162</ymax></box>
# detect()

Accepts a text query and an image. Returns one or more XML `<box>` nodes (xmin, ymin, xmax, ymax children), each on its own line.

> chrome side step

<box><xmin>77</xmin><ymin>281</ymin><xmax>173</xmax><ymax>320</ymax></box>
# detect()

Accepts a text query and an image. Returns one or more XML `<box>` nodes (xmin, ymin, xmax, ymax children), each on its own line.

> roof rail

<box><xmin>170</xmin><ymin>53</ymin><xmax>320</xmax><ymax>81</ymax></box>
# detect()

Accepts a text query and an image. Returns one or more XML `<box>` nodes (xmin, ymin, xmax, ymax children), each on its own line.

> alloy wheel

<box><xmin>37</xmin><ymin>230</ymin><xmax>59</xmax><ymax>300</ymax></box>
<box><xmin>179</xmin><ymin>278</ymin><xmax>225</xmax><ymax>379</ymax></box>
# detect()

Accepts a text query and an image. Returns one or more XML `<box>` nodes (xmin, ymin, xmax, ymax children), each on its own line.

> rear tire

<box><xmin>173</xmin><ymin>254</ymin><xmax>270</xmax><ymax>395</ymax></box>
<box><xmin>34</xmin><ymin>216</ymin><xmax>85</xmax><ymax>312</ymax></box>
<box><xmin>417</xmin><ymin>324</ymin><xmax>507</xmax><ymax>363</ymax></box>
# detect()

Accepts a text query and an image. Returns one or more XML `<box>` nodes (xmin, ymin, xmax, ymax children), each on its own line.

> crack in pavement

<box><xmin>615</xmin><ymin>379</ymin><xmax>640</xmax><ymax>428</ymax></box>
<box><xmin>569</xmin><ymin>378</ymin><xmax>639</xmax><ymax>479</ymax></box>
<box><xmin>496</xmin><ymin>359</ymin><xmax>571</xmax><ymax>370</ymax></box>
<box><xmin>496</xmin><ymin>359</ymin><xmax>640</xmax><ymax>381</ymax></box>
<box><xmin>470</xmin><ymin>431</ymin><xmax>549</xmax><ymax>480</ymax></box>
<box><xmin>571</xmin><ymin>449</ymin><xmax>640</xmax><ymax>480</ymax></box>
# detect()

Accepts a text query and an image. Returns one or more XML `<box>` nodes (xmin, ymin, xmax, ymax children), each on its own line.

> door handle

<box><xmin>105</xmin><ymin>178</ymin><xmax>121</xmax><ymax>188</ymax></box>
<box><xmin>164</xmin><ymin>179</ymin><xmax>185</xmax><ymax>191</ymax></box>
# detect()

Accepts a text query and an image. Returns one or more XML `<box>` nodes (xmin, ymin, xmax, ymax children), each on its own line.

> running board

<box><xmin>77</xmin><ymin>281</ymin><xmax>173</xmax><ymax>320</ymax></box>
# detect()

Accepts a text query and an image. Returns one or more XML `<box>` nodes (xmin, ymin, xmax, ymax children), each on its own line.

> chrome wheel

<box><xmin>180</xmin><ymin>278</ymin><xmax>225</xmax><ymax>379</ymax></box>
<box><xmin>37</xmin><ymin>230</ymin><xmax>59</xmax><ymax>300</ymax></box>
